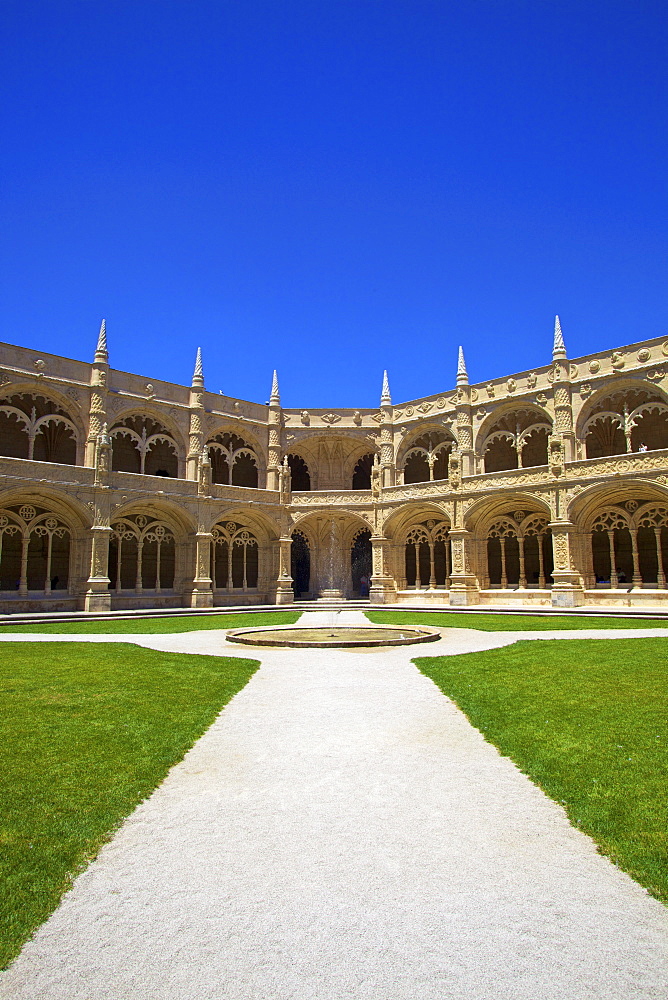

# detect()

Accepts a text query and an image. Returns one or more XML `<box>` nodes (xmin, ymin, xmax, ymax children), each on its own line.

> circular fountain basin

<box><xmin>225</xmin><ymin>625</ymin><xmax>441</xmax><ymax>648</ymax></box>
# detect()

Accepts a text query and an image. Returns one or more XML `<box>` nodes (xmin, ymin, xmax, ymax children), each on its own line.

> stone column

<box><xmin>518</xmin><ymin>535</ymin><xmax>526</xmax><ymax>588</ymax></box>
<box><xmin>550</xmin><ymin>318</ymin><xmax>576</xmax><ymax>462</ymax></box>
<box><xmin>274</xmin><ymin>535</ymin><xmax>295</xmax><ymax>604</ymax></box>
<box><xmin>191</xmin><ymin>530</ymin><xmax>214</xmax><ymax>608</ymax></box>
<box><xmin>369</xmin><ymin>535</ymin><xmax>396</xmax><ymax>604</ymax></box>
<box><xmin>448</xmin><ymin>528</ymin><xmax>480</xmax><ymax>605</ymax></box>
<box><xmin>629</xmin><ymin>528</ymin><xmax>642</xmax><ymax>587</ymax></box>
<box><xmin>607</xmin><ymin>531</ymin><xmax>618</xmax><ymax>588</ymax></box>
<box><xmin>85</xmin><ymin>525</ymin><xmax>112</xmax><ymax>612</ymax></box>
<box><xmin>266</xmin><ymin>371</ymin><xmax>282</xmax><ymax>491</ymax></box>
<box><xmin>379</xmin><ymin>371</ymin><xmax>396</xmax><ymax>488</ymax></box>
<box><xmin>187</xmin><ymin>350</ymin><xmax>206</xmax><ymax>481</ymax></box>
<box><xmin>455</xmin><ymin>392</ymin><xmax>475</xmax><ymax>476</ymax></box>
<box><xmin>538</xmin><ymin>534</ymin><xmax>546</xmax><ymax>589</ymax></box>
<box><xmin>654</xmin><ymin>527</ymin><xmax>666</xmax><ymax>589</ymax></box>
<box><xmin>549</xmin><ymin>520</ymin><xmax>585</xmax><ymax>607</ymax></box>
<box><xmin>86</xmin><ymin>320</ymin><xmax>109</xmax><ymax>467</ymax></box>
<box><xmin>499</xmin><ymin>537</ymin><xmax>508</xmax><ymax>589</ymax></box>
<box><xmin>454</xmin><ymin>348</ymin><xmax>475</xmax><ymax>475</ymax></box>
<box><xmin>427</xmin><ymin>541</ymin><xmax>436</xmax><ymax>588</ymax></box>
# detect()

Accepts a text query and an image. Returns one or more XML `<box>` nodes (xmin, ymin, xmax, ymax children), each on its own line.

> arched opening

<box><xmin>0</xmin><ymin>394</ymin><xmax>78</xmax><ymax>465</ymax></box>
<box><xmin>583</xmin><ymin>388</ymin><xmax>668</xmax><ymax>458</ymax></box>
<box><xmin>108</xmin><ymin>514</ymin><xmax>176</xmax><ymax>593</ymax></box>
<box><xmin>210</xmin><ymin>522</ymin><xmax>259</xmax><ymax>591</ymax></box>
<box><xmin>520</xmin><ymin>427</ymin><xmax>550</xmax><ymax>468</ymax></box>
<box><xmin>482</xmin><ymin>409</ymin><xmax>551</xmax><ymax>473</ymax></box>
<box><xmin>208</xmin><ymin>433</ymin><xmax>259</xmax><ymax>488</ymax></box>
<box><xmin>288</xmin><ymin>454</ymin><xmax>311</xmax><ymax>491</ymax></box>
<box><xmin>486</xmin><ymin>513</ymin><xmax>552</xmax><ymax>588</ymax></box>
<box><xmin>291</xmin><ymin>530</ymin><xmax>310</xmax><ymax>597</ymax></box>
<box><xmin>404</xmin><ymin>452</ymin><xmax>430</xmax><ymax>484</ymax></box>
<box><xmin>0</xmin><ymin>505</ymin><xmax>71</xmax><ymax>593</ymax></box>
<box><xmin>352</xmin><ymin>453</ymin><xmax>374</xmax><ymax>489</ymax></box>
<box><xmin>402</xmin><ymin>432</ymin><xmax>452</xmax><ymax>484</ymax></box>
<box><xmin>351</xmin><ymin>529</ymin><xmax>372</xmax><ymax>597</ymax></box>
<box><xmin>403</xmin><ymin>520</ymin><xmax>451</xmax><ymax>589</ymax></box>
<box><xmin>484</xmin><ymin>435</ymin><xmax>517</xmax><ymax>473</ymax></box>
<box><xmin>232</xmin><ymin>452</ymin><xmax>259</xmax><ymax>488</ymax></box>
<box><xmin>0</xmin><ymin>410</ymin><xmax>29</xmax><ymax>458</ymax></box>
<box><xmin>110</xmin><ymin>416</ymin><xmax>178</xmax><ymax>477</ymax></box>
<box><xmin>589</xmin><ymin>502</ymin><xmax>668</xmax><ymax>589</ymax></box>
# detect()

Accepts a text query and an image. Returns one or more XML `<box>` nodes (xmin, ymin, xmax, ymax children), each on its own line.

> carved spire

<box><xmin>553</xmin><ymin>315</ymin><xmax>567</xmax><ymax>360</ymax></box>
<box><xmin>192</xmin><ymin>347</ymin><xmax>204</xmax><ymax>388</ymax></box>
<box><xmin>94</xmin><ymin>319</ymin><xmax>108</xmax><ymax>364</ymax></box>
<box><xmin>270</xmin><ymin>369</ymin><xmax>280</xmax><ymax>405</ymax></box>
<box><xmin>381</xmin><ymin>370</ymin><xmax>392</xmax><ymax>405</ymax></box>
<box><xmin>456</xmin><ymin>346</ymin><xmax>468</xmax><ymax>386</ymax></box>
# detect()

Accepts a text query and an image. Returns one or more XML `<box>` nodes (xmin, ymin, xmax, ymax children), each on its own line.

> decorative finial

<box><xmin>270</xmin><ymin>370</ymin><xmax>280</xmax><ymax>405</ymax></box>
<box><xmin>94</xmin><ymin>319</ymin><xmax>108</xmax><ymax>363</ymax></box>
<box><xmin>553</xmin><ymin>315</ymin><xmax>567</xmax><ymax>360</ymax></box>
<box><xmin>456</xmin><ymin>346</ymin><xmax>468</xmax><ymax>386</ymax></box>
<box><xmin>192</xmin><ymin>347</ymin><xmax>204</xmax><ymax>388</ymax></box>
<box><xmin>381</xmin><ymin>370</ymin><xmax>391</xmax><ymax>405</ymax></box>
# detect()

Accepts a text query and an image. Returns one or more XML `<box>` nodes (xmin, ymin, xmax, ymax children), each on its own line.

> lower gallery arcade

<box><xmin>1</xmin><ymin>489</ymin><xmax>667</xmax><ymax>613</ymax></box>
<box><xmin>2</xmin><ymin>325</ymin><xmax>668</xmax><ymax>612</ymax></box>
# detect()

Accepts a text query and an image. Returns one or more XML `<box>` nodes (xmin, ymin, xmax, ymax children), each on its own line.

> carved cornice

<box><xmin>292</xmin><ymin>491</ymin><xmax>373</xmax><ymax>507</ymax></box>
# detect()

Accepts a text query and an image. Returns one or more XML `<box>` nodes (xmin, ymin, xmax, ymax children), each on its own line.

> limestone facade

<box><xmin>1</xmin><ymin>318</ymin><xmax>668</xmax><ymax>613</ymax></box>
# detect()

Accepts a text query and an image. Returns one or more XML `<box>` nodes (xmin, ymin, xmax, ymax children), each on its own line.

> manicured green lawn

<box><xmin>416</xmin><ymin>638</ymin><xmax>668</xmax><ymax>903</ymax></box>
<box><xmin>366</xmin><ymin>609</ymin><xmax>668</xmax><ymax>631</ymax></box>
<box><xmin>0</xmin><ymin>642</ymin><xmax>259</xmax><ymax>968</ymax></box>
<box><xmin>0</xmin><ymin>611</ymin><xmax>301</xmax><ymax>634</ymax></box>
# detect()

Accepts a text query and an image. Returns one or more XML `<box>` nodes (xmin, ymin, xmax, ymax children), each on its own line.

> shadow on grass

<box><xmin>367</xmin><ymin>609</ymin><xmax>668</xmax><ymax>631</ymax></box>
<box><xmin>0</xmin><ymin>611</ymin><xmax>302</xmax><ymax>635</ymax></box>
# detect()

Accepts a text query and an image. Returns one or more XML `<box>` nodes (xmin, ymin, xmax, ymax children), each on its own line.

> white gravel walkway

<box><xmin>0</xmin><ymin>615</ymin><xmax>667</xmax><ymax>999</ymax></box>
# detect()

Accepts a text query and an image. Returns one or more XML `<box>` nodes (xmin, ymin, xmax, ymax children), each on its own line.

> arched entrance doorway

<box><xmin>291</xmin><ymin>530</ymin><xmax>310</xmax><ymax>598</ymax></box>
<box><xmin>351</xmin><ymin>529</ymin><xmax>372</xmax><ymax>597</ymax></box>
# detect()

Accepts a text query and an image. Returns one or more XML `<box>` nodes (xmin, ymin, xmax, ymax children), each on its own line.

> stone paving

<box><xmin>0</xmin><ymin>613</ymin><xmax>667</xmax><ymax>999</ymax></box>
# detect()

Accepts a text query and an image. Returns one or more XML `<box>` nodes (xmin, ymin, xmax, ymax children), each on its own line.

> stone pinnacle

<box><xmin>270</xmin><ymin>370</ymin><xmax>280</xmax><ymax>404</ymax></box>
<box><xmin>553</xmin><ymin>315</ymin><xmax>567</xmax><ymax>360</ymax></box>
<box><xmin>457</xmin><ymin>346</ymin><xmax>469</xmax><ymax>386</ymax></box>
<box><xmin>192</xmin><ymin>347</ymin><xmax>204</xmax><ymax>388</ymax></box>
<box><xmin>381</xmin><ymin>370</ymin><xmax>392</xmax><ymax>405</ymax></box>
<box><xmin>94</xmin><ymin>319</ymin><xmax>108</xmax><ymax>363</ymax></box>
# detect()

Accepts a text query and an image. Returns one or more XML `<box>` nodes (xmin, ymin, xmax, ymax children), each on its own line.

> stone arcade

<box><xmin>1</xmin><ymin>318</ymin><xmax>668</xmax><ymax>614</ymax></box>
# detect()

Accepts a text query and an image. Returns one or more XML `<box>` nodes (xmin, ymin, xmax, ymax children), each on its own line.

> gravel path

<box><xmin>1</xmin><ymin>615</ymin><xmax>667</xmax><ymax>999</ymax></box>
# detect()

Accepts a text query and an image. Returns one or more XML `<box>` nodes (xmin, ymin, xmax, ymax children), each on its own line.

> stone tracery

<box><xmin>0</xmin><ymin>504</ymin><xmax>71</xmax><ymax>594</ymax></box>
<box><xmin>0</xmin><ymin>392</ymin><xmax>78</xmax><ymax>464</ymax></box>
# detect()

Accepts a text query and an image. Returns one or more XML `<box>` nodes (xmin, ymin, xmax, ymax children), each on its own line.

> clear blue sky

<box><xmin>1</xmin><ymin>1</ymin><xmax>666</xmax><ymax>407</ymax></box>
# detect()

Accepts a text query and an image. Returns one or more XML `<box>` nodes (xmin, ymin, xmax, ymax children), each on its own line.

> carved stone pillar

<box><xmin>187</xmin><ymin>398</ymin><xmax>205</xmax><ymax>481</ymax></box>
<box><xmin>551</xmin><ymin>357</ymin><xmax>576</xmax><ymax>462</ymax></box>
<box><xmin>455</xmin><ymin>390</ymin><xmax>475</xmax><ymax>477</ymax></box>
<box><xmin>86</xmin><ymin>320</ymin><xmax>109</xmax><ymax>467</ymax></box>
<box><xmin>549</xmin><ymin>520</ymin><xmax>585</xmax><ymax>607</ymax></box>
<box><xmin>85</xmin><ymin>525</ymin><xmax>112</xmax><ymax>612</ymax></box>
<box><xmin>654</xmin><ymin>527</ymin><xmax>666</xmax><ymax>589</ymax></box>
<box><xmin>267</xmin><ymin>371</ymin><xmax>282</xmax><ymax>491</ymax></box>
<box><xmin>274</xmin><ymin>535</ymin><xmax>295</xmax><ymax>604</ymax></box>
<box><xmin>517</xmin><ymin>535</ymin><xmax>526</xmax><ymax>588</ymax></box>
<box><xmin>369</xmin><ymin>535</ymin><xmax>396</xmax><ymax>604</ymax></box>
<box><xmin>629</xmin><ymin>528</ymin><xmax>642</xmax><ymax>587</ymax></box>
<box><xmin>379</xmin><ymin>371</ymin><xmax>395</xmax><ymax>488</ymax></box>
<box><xmin>448</xmin><ymin>528</ymin><xmax>480</xmax><ymax>605</ymax></box>
<box><xmin>187</xmin><ymin>349</ymin><xmax>206</xmax><ymax>481</ymax></box>
<box><xmin>191</xmin><ymin>531</ymin><xmax>214</xmax><ymax>608</ymax></box>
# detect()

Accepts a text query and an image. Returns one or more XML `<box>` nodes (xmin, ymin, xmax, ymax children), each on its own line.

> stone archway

<box><xmin>291</xmin><ymin>530</ymin><xmax>311</xmax><ymax>598</ymax></box>
<box><xmin>351</xmin><ymin>529</ymin><xmax>372</xmax><ymax>597</ymax></box>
